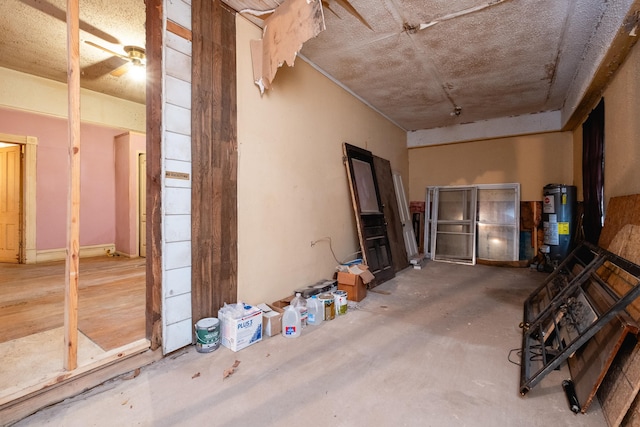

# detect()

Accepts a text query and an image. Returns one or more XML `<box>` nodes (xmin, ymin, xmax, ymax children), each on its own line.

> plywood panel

<box><xmin>598</xmin><ymin>336</ymin><xmax>640</xmax><ymax>427</ymax></box>
<box><xmin>599</xmin><ymin>195</ymin><xmax>640</xmax><ymax>250</ymax></box>
<box><xmin>191</xmin><ymin>0</ymin><xmax>238</xmax><ymax>322</ymax></box>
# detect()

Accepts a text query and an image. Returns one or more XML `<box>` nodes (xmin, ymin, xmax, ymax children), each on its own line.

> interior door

<box><xmin>138</xmin><ymin>153</ymin><xmax>146</xmax><ymax>258</ymax></box>
<box><xmin>0</xmin><ymin>145</ymin><xmax>21</xmax><ymax>263</ymax></box>
<box><xmin>344</xmin><ymin>144</ymin><xmax>394</xmax><ymax>285</ymax></box>
<box><xmin>392</xmin><ymin>171</ymin><xmax>418</xmax><ymax>260</ymax></box>
<box><xmin>373</xmin><ymin>157</ymin><xmax>408</xmax><ymax>273</ymax></box>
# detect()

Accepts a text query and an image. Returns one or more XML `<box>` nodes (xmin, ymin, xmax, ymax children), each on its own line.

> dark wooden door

<box><xmin>373</xmin><ymin>156</ymin><xmax>408</xmax><ymax>273</ymax></box>
<box><xmin>344</xmin><ymin>144</ymin><xmax>395</xmax><ymax>286</ymax></box>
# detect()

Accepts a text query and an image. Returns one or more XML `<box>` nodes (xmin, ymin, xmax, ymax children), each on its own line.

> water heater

<box><xmin>542</xmin><ymin>184</ymin><xmax>577</xmax><ymax>264</ymax></box>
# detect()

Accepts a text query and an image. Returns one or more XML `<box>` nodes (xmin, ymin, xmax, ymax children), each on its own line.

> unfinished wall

<box><xmin>408</xmin><ymin>132</ymin><xmax>574</xmax><ymax>202</ymax></box>
<box><xmin>236</xmin><ymin>16</ymin><xmax>408</xmax><ymax>304</ymax></box>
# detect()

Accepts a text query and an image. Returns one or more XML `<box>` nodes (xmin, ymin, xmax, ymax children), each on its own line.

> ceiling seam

<box><xmin>383</xmin><ymin>0</ymin><xmax>457</xmax><ymax>110</ymax></box>
<box><xmin>544</xmin><ymin>0</ymin><xmax>576</xmax><ymax>105</ymax></box>
<box><xmin>560</xmin><ymin>1</ymin><xmax>609</xmax><ymax>111</ymax></box>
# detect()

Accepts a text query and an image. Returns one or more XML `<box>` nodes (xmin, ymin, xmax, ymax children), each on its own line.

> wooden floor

<box><xmin>0</xmin><ymin>256</ymin><xmax>146</xmax><ymax>351</ymax></box>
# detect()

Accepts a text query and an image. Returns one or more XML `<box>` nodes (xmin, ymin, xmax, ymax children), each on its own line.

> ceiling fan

<box><xmin>84</xmin><ymin>40</ymin><xmax>146</xmax><ymax>78</ymax></box>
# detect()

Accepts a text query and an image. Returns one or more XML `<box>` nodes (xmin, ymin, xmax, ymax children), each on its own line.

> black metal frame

<box><xmin>520</xmin><ymin>242</ymin><xmax>640</xmax><ymax>395</ymax></box>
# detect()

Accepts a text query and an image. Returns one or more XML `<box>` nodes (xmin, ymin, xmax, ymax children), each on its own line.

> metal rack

<box><xmin>520</xmin><ymin>242</ymin><xmax>640</xmax><ymax>395</ymax></box>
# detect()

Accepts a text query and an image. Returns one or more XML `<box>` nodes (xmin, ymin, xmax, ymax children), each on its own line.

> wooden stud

<box><xmin>191</xmin><ymin>0</ymin><xmax>238</xmax><ymax>322</ymax></box>
<box><xmin>64</xmin><ymin>0</ymin><xmax>80</xmax><ymax>372</ymax></box>
<box><xmin>146</xmin><ymin>0</ymin><xmax>163</xmax><ymax>350</ymax></box>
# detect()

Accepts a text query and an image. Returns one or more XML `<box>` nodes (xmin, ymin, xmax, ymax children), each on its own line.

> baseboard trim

<box><xmin>35</xmin><ymin>244</ymin><xmax>116</xmax><ymax>263</ymax></box>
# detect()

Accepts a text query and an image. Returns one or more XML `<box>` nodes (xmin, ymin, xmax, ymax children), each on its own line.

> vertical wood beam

<box><xmin>191</xmin><ymin>0</ymin><xmax>238</xmax><ymax>322</ymax></box>
<box><xmin>64</xmin><ymin>0</ymin><xmax>80</xmax><ymax>371</ymax></box>
<box><xmin>146</xmin><ymin>0</ymin><xmax>163</xmax><ymax>350</ymax></box>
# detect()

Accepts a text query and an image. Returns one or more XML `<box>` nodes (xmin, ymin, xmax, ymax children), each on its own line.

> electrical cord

<box><xmin>311</xmin><ymin>236</ymin><xmax>361</xmax><ymax>265</ymax></box>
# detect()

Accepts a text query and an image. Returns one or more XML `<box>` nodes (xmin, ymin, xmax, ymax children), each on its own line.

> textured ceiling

<box><xmin>0</xmin><ymin>0</ymin><xmax>146</xmax><ymax>104</ymax></box>
<box><xmin>0</xmin><ymin>0</ymin><xmax>632</xmax><ymax>132</ymax></box>
<box><xmin>227</xmin><ymin>0</ymin><xmax>614</xmax><ymax>131</ymax></box>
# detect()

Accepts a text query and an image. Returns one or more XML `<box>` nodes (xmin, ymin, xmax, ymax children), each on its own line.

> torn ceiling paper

<box><xmin>250</xmin><ymin>0</ymin><xmax>326</xmax><ymax>93</ymax></box>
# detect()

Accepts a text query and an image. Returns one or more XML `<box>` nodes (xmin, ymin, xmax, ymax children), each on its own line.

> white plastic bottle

<box><xmin>291</xmin><ymin>293</ymin><xmax>308</xmax><ymax>328</ymax></box>
<box><xmin>282</xmin><ymin>304</ymin><xmax>301</xmax><ymax>338</ymax></box>
<box><xmin>307</xmin><ymin>295</ymin><xmax>322</xmax><ymax>325</ymax></box>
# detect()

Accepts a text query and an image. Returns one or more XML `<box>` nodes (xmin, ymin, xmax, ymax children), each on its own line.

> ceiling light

<box><xmin>129</xmin><ymin>64</ymin><xmax>146</xmax><ymax>81</ymax></box>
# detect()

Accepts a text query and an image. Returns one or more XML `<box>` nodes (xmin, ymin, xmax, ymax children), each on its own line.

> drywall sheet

<box><xmin>251</xmin><ymin>0</ymin><xmax>325</xmax><ymax>92</ymax></box>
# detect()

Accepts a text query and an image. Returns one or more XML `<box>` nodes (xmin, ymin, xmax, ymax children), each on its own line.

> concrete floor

<box><xmin>15</xmin><ymin>262</ymin><xmax>607</xmax><ymax>426</ymax></box>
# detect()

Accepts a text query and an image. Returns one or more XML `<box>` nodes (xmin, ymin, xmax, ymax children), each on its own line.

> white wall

<box><xmin>161</xmin><ymin>0</ymin><xmax>194</xmax><ymax>354</ymax></box>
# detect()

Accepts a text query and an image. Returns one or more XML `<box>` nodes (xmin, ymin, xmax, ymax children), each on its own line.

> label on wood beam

<box><xmin>166</xmin><ymin>171</ymin><xmax>190</xmax><ymax>180</ymax></box>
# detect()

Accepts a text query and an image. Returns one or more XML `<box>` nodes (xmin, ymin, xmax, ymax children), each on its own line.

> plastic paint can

<box><xmin>333</xmin><ymin>290</ymin><xmax>348</xmax><ymax>315</ymax></box>
<box><xmin>195</xmin><ymin>317</ymin><xmax>220</xmax><ymax>353</ymax></box>
<box><xmin>318</xmin><ymin>293</ymin><xmax>335</xmax><ymax>321</ymax></box>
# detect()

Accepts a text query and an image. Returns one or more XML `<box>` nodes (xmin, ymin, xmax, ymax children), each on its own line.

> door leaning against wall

<box><xmin>343</xmin><ymin>143</ymin><xmax>395</xmax><ymax>286</ymax></box>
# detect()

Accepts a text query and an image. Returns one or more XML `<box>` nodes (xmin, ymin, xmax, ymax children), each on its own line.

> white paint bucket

<box><xmin>195</xmin><ymin>317</ymin><xmax>220</xmax><ymax>353</ymax></box>
<box><xmin>318</xmin><ymin>293</ymin><xmax>335</xmax><ymax>321</ymax></box>
<box><xmin>333</xmin><ymin>290</ymin><xmax>348</xmax><ymax>315</ymax></box>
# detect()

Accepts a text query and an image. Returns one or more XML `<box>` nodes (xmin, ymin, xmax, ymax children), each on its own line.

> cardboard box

<box><xmin>258</xmin><ymin>303</ymin><xmax>284</xmax><ymax>337</ymax></box>
<box><xmin>218</xmin><ymin>305</ymin><xmax>263</xmax><ymax>352</ymax></box>
<box><xmin>271</xmin><ymin>295</ymin><xmax>294</xmax><ymax>309</ymax></box>
<box><xmin>337</xmin><ymin>264</ymin><xmax>374</xmax><ymax>302</ymax></box>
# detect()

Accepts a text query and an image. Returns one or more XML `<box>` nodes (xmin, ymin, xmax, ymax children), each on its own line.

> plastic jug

<box><xmin>307</xmin><ymin>295</ymin><xmax>322</xmax><ymax>325</ymax></box>
<box><xmin>282</xmin><ymin>305</ymin><xmax>301</xmax><ymax>338</ymax></box>
<box><xmin>291</xmin><ymin>293</ymin><xmax>308</xmax><ymax>328</ymax></box>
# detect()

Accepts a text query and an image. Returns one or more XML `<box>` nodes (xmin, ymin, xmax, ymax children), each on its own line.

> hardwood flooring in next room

<box><xmin>0</xmin><ymin>256</ymin><xmax>146</xmax><ymax>351</ymax></box>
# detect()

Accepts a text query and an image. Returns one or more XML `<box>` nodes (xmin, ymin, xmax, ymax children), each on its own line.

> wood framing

<box><xmin>64</xmin><ymin>0</ymin><xmax>80</xmax><ymax>372</ymax></box>
<box><xmin>191</xmin><ymin>0</ymin><xmax>238</xmax><ymax>322</ymax></box>
<box><xmin>167</xmin><ymin>20</ymin><xmax>192</xmax><ymax>41</ymax></box>
<box><xmin>0</xmin><ymin>346</ymin><xmax>160</xmax><ymax>425</ymax></box>
<box><xmin>146</xmin><ymin>0</ymin><xmax>163</xmax><ymax>350</ymax></box>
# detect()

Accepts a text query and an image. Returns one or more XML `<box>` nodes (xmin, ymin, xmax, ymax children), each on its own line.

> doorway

<box><xmin>0</xmin><ymin>5</ymin><xmax>151</xmax><ymax>407</ymax></box>
<box><xmin>0</xmin><ymin>143</ymin><xmax>21</xmax><ymax>263</ymax></box>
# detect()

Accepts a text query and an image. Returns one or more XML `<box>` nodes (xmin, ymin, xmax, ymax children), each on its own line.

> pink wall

<box><xmin>0</xmin><ymin>107</ymin><xmax>122</xmax><ymax>250</ymax></box>
<box><xmin>114</xmin><ymin>132</ymin><xmax>145</xmax><ymax>256</ymax></box>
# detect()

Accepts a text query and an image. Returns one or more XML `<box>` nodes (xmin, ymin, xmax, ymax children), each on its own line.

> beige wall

<box><xmin>408</xmin><ymin>132</ymin><xmax>574</xmax><ymax>201</ymax></box>
<box><xmin>571</xmin><ymin>42</ymin><xmax>640</xmax><ymax>210</ymax></box>
<box><xmin>601</xmin><ymin>42</ymin><xmax>640</xmax><ymax>208</ymax></box>
<box><xmin>236</xmin><ymin>17</ymin><xmax>407</xmax><ymax>304</ymax></box>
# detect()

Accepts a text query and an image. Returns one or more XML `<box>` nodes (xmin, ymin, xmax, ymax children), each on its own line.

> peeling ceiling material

<box><xmin>226</xmin><ymin>0</ymin><xmax>636</xmax><ymax>132</ymax></box>
<box><xmin>1</xmin><ymin>0</ymin><xmax>638</xmax><ymax>133</ymax></box>
<box><xmin>249</xmin><ymin>0</ymin><xmax>326</xmax><ymax>92</ymax></box>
